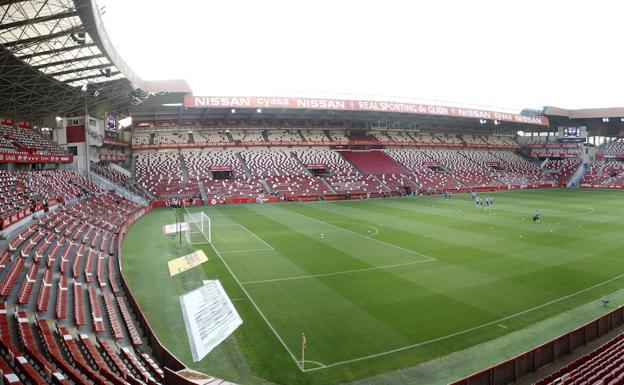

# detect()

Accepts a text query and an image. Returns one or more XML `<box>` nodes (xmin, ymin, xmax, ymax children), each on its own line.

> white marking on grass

<box><xmin>328</xmin><ymin>221</ymin><xmax>379</xmax><ymax>237</ymax></box>
<box><xmin>302</xmin><ymin>270</ymin><xmax>624</xmax><ymax>372</ymax></box>
<box><xmin>208</xmin><ymin>243</ymin><xmax>303</xmax><ymax>370</ymax></box>
<box><xmin>289</xmin><ymin>210</ymin><xmax>436</xmax><ymax>262</ymax></box>
<box><xmin>218</xmin><ymin>248</ymin><xmax>274</xmax><ymax>254</ymax></box>
<box><xmin>497</xmin><ymin>324</ymin><xmax>507</xmax><ymax>329</ymax></box>
<box><xmin>240</xmin><ymin>259</ymin><xmax>436</xmax><ymax>285</ymax></box>
<box><xmin>236</xmin><ymin>224</ymin><xmax>274</xmax><ymax>250</ymax></box>
<box><xmin>185</xmin><ymin>208</ymin><xmax>302</xmax><ymax>367</ymax></box>
<box><xmin>303</xmin><ymin>360</ymin><xmax>327</xmax><ymax>368</ymax></box>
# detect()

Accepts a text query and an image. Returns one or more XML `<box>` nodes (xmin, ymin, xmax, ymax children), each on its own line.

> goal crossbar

<box><xmin>183</xmin><ymin>210</ymin><xmax>212</xmax><ymax>244</ymax></box>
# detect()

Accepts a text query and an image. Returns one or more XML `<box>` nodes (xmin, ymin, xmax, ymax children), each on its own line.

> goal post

<box><xmin>183</xmin><ymin>210</ymin><xmax>212</xmax><ymax>245</ymax></box>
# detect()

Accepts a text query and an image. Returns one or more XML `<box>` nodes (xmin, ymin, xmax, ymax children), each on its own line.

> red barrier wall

<box><xmin>449</xmin><ymin>306</ymin><xmax>624</xmax><ymax>385</ymax></box>
<box><xmin>116</xmin><ymin>206</ymin><xmax>187</xmax><ymax>374</ymax></box>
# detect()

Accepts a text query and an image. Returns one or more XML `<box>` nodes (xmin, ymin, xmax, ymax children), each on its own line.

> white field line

<box><xmin>218</xmin><ymin>248</ymin><xmax>274</xmax><ymax>254</ymax></box>
<box><xmin>303</xmin><ymin>360</ymin><xmax>327</xmax><ymax>368</ymax></box>
<box><xmin>328</xmin><ymin>221</ymin><xmax>379</xmax><ymax>237</ymax></box>
<box><xmin>209</xmin><ymin>243</ymin><xmax>304</xmax><ymax>370</ymax></box>
<box><xmin>288</xmin><ymin>210</ymin><xmax>437</xmax><ymax>262</ymax></box>
<box><xmin>302</xmin><ymin>270</ymin><xmax>624</xmax><ymax>372</ymax></box>
<box><xmin>237</xmin><ymin>224</ymin><xmax>274</xmax><ymax>250</ymax></box>
<box><xmin>240</xmin><ymin>259</ymin><xmax>436</xmax><ymax>285</ymax></box>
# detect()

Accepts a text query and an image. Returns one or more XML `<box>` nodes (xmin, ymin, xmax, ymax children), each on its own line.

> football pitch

<box><xmin>122</xmin><ymin>188</ymin><xmax>624</xmax><ymax>385</ymax></box>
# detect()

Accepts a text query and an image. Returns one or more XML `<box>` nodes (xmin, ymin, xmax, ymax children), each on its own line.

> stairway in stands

<box><xmin>197</xmin><ymin>181</ymin><xmax>208</xmax><ymax>203</ymax></box>
<box><xmin>236</xmin><ymin>153</ymin><xmax>254</xmax><ymax>178</ymax></box>
<box><xmin>290</xmin><ymin>152</ymin><xmax>313</xmax><ymax>176</ymax></box>
<box><xmin>339</xmin><ymin>151</ymin><xmax>408</xmax><ymax>174</ymax></box>
<box><xmin>178</xmin><ymin>153</ymin><xmax>190</xmax><ymax>181</ymax></box>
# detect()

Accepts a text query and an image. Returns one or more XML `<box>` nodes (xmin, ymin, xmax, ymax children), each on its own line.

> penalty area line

<box><xmin>208</xmin><ymin>243</ymin><xmax>303</xmax><ymax>370</ymax></box>
<box><xmin>236</xmin><ymin>224</ymin><xmax>274</xmax><ymax>250</ymax></box>
<box><xmin>218</xmin><ymin>248</ymin><xmax>274</xmax><ymax>254</ymax></box>
<box><xmin>240</xmin><ymin>259</ymin><xmax>436</xmax><ymax>285</ymax></box>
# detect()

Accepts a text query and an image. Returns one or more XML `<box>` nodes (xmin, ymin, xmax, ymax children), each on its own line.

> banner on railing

<box><xmin>132</xmin><ymin>141</ymin><xmax>520</xmax><ymax>151</ymax></box>
<box><xmin>102</xmin><ymin>138</ymin><xmax>130</xmax><ymax>147</ymax></box>
<box><xmin>99</xmin><ymin>154</ymin><xmax>127</xmax><ymax>161</ymax></box>
<box><xmin>209</xmin><ymin>166</ymin><xmax>231</xmax><ymax>171</ymax></box>
<box><xmin>1</xmin><ymin>206</ymin><xmax>32</xmax><ymax>229</ymax></box>
<box><xmin>0</xmin><ymin>152</ymin><xmax>72</xmax><ymax>163</ymax></box>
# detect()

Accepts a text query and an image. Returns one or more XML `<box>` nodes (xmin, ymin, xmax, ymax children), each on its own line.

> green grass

<box><xmin>122</xmin><ymin>188</ymin><xmax>624</xmax><ymax>385</ymax></box>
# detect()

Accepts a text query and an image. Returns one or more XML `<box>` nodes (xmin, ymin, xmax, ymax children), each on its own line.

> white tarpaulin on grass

<box><xmin>180</xmin><ymin>280</ymin><xmax>243</xmax><ymax>362</ymax></box>
<box><xmin>162</xmin><ymin>222</ymin><xmax>190</xmax><ymax>235</ymax></box>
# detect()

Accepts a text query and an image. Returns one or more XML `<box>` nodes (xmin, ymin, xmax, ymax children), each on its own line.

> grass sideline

<box><xmin>122</xmin><ymin>188</ymin><xmax>624</xmax><ymax>384</ymax></box>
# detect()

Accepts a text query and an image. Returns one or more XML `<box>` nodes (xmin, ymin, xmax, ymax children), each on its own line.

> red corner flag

<box><xmin>302</xmin><ymin>332</ymin><xmax>307</xmax><ymax>349</ymax></box>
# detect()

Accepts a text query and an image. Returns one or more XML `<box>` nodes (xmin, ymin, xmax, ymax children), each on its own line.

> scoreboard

<box><xmin>104</xmin><ymin>112</ymin><xmax>118</xmax><ymax>139</ymax></box>
<box><xmin>558</xmin><ymin>126</ymin><xmax>587</xmax><ymax>143</ymax></box>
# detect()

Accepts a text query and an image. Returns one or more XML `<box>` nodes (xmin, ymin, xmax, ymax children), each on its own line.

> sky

<box><xmin>97</xmin><ymin>0</ymin><xmax>623</xmax><ymax>111</ymax></box>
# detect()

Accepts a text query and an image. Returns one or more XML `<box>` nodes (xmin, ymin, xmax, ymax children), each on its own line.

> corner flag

<box><xmin>301</xmin><ymin>332</ymin><xmax>307</xmax><ymax>370</ymax></box>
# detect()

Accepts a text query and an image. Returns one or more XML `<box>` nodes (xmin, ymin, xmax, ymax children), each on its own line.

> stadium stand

<box><xmin>385</xmin><ymin>148</ymin><xmax>464</xmax><ymax>191</ymax></box>
<box><xmin>194</xmin><ymin>130</ymin><xmax>231</xmax><ymax>144</ymax></box>
<box><xmin>135</xmin><ymin>152</ymin><xmax>200</xmax><ymax>199</ymax></box>
<box><xmin>230</xmin><ymin>130</ymin><xmax>265</xmax><ymax>143</ymax></box>
<box><xmin>533</xmin><ymin>332</ymin><xmax>624</xmax><ymax>385</ymax></box>
<box><xmin>340</xmin><ymin>150</ymin><xmax>407</xmax><ymax>174</ymax></box>
<box><xmin>0</xmin><ymin>125</ymin><xmax>64</xmax><ymax>155</ymax></box>
<box><xmin>543</xmin><ymin>159</ymin><xmax>582</xmax><ymax>184</ymax></box>
<box><xmin>241</xmin><ymin>149</ymin><xmax>329</xmax><ymax>196</ymax></box>
<box><xmin>91</xmin><ymin>163</ymin><xmax>151</xmax><ymax>200</ymax></box>
<box><xmin>601</xmin><ymin>140</ymin><xmax>624</xmax><ymax>156</ymax></box>
<box><xmin>184</xmin><ymin>150</ymin><xmax>265</xmax><ymax>199</ymax></box>
<box><xmin>0</xmin><ymin>171</ymin><xmax>173</xmax><ymax>382</ymax></box>
<box><xmin>580</xmin><ymin>160</ymin><xmax>624</xmax><ymax>187</ymax></box>
<box><xmin>130</xmin><ymin>141</ymin><xmax>564</xmax><ymax>199</ymax></box>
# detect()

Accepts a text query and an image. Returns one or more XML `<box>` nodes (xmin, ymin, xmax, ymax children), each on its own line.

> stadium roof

<box><xmin>0</xmin><ymin>0</ymin><xmax>191</xmax><ymax>122</ymax></box>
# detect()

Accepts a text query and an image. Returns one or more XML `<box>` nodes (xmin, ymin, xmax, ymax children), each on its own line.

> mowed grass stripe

<box><xmin>218</xmin><ymin>205</ymin><xmax>430</xmax><ymax>284</ymax></box>
<box><xmin>229</xmin><ymin>192</ymin><xmax>624</xmax><ymax>364</ymax></box>
<box><xmin>122</xmin><ymin>189</ymin><xmax>624</xmax><ymax>385</ymax></box>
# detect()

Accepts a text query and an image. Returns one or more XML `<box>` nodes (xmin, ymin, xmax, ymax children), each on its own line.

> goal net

<box><xmin>183</xmin><ymin>211</ymin><xmax>212</xmax><ymax>244</ymax></box>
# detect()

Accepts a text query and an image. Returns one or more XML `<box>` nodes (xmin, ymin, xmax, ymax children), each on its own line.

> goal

<box><xmin>183</xmin><ymin>211</ymin><xmax>212</xmax><ymax>244</ymax></box>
